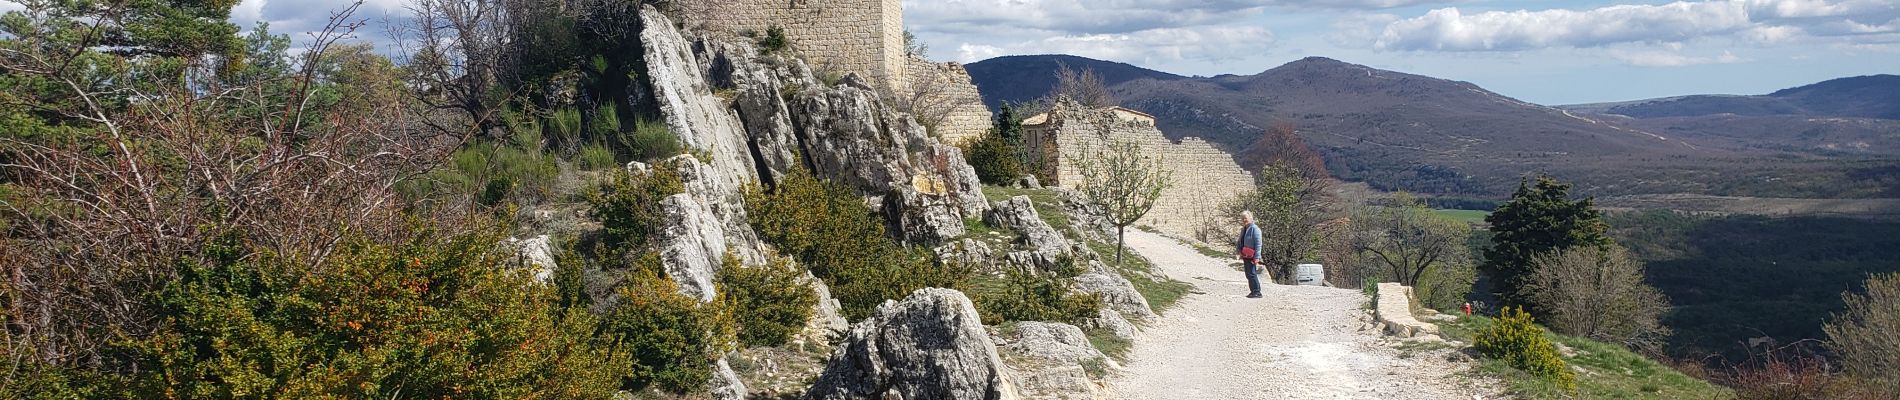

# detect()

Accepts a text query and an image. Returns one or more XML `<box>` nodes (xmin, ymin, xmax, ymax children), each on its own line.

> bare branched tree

<box><xmin>397</xmin><ymin>0</ymin><xmax>521</xmax><ymax>136</ymax></box>
<box><xmin>901</xmin><ymin>60</ymin><xmax>967</xmax><ymax>134</ymax></box>
<box><xmin>1071</xmin><ymin>139</ymin><xmax>1172</xmax><ymax>266</ymax></box>
<box><xmin>1053</xmin><ymin>64</ymin><xmax>1114</xmax><ymax>108</ymax></box>
<box><xmin>1524</xmin><ymin>245</ymin><xmax>1671</xmax><ymax>350</ymax></box>
<box><xmin>2</xmin><ymin>2</ymin><xmax>460</xmax><ymax>368</ymax></box>
<box><xmin>1351</xmin><ymin>193</ymin><xmax>1472</xmax><ymax>286</ymax></box>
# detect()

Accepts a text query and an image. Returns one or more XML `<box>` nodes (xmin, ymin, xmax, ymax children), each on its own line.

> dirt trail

<box><xmin>1106</xmin><ymin>230</ymin><xmax>1493</xmax><ymax>399</ymax></box>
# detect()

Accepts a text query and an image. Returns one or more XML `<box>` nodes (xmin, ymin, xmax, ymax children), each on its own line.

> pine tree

<box><xmin>1481</xmin><ymin>176</ymin><xmax>1611</xmax><ymax>310</ymax></box>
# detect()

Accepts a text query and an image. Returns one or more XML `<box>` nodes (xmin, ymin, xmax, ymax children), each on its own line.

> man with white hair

<box><xmin>1236</xmin><ymin>210</ymin><xmax>1263</xmax><ymax>298</ymax></box>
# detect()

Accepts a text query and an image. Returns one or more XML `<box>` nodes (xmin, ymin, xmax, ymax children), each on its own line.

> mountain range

<box><xmin>965</xmin><ymin>55</ymin><xmax>1900</xmax><ymax>199</ymax></box>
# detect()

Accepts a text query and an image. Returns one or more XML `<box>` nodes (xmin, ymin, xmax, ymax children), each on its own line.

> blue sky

<box><xmin>903</xmin><ymin>0</ymin><xmax>1900</xmax><ymax>105</ymax></box>
<box><xmin>3</xmin><ymin>0</ymin><xmax>1893</xmax><ymax>105</ymax></box>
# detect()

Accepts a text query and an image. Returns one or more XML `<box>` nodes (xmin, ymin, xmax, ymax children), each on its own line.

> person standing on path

<box><xmin>1236</xmin><ymin>211</ymin><xmax>1263</xmax><ymax>298</ymax></box>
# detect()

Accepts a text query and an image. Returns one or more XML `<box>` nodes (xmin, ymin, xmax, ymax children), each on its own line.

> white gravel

<box><xmin>1106</xmin><ymin>231</ymin><xmax>1498</xmax><ymax>400</ymax></box>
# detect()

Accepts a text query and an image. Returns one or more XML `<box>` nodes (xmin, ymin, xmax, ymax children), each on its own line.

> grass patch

<box><xmin>1087</xmin><ymin>239</ymin><xmax>1191</xmax><ymax>314</ymax></box>
<box><xmin>982</xmin><ymin>185</ymin><xmax>1072</xmax><ymax>234</ymax></box>
<box><xmin>1433</xmin><ymin>208</ymin><xmax>1492</xmax><ymax>225</ymax></box>
<box><xmin>1440</xmin><ymin>315</ymin><xmax>1733</xmax><ymax>399</ymax></box>
<box><xmin>1086</xmin><ymin>328</ymin><xmax>1132</xmax><ymax>362</ymax></box>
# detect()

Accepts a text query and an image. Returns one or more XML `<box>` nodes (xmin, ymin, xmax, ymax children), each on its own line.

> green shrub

<box><xmin>118</xmin><ymin>228</ymin><xmax>626</xmax><ymax>399</ymax></box>
<box><xmin>627</xmin><ymin>118</ymin><xmax>683</xmax><ymax>162</ymax></box>
<box><xmin>718</xmin><ymin>254</ymin><xmax>819</xmax><ymax>347</ymax></box>
<box><xmin>1475</xmin><ymin>307</ymin><xmax>1576</xmax><ymax>392</ymax></box>
<box><xmin>963</xmin><ymin>129</ymin><xmax>1024</xmax><ymax>185</ymax></box>
<box><xmin>758</xmin><ymin>26</ymin><xmax>789</xmax><ymax>53</ymax></box>
<box><xmin>601</xmin><ymin>253</ymin><xmax>737</xmax><ymax>394</ymax></box>
<box><xmin>746</xmin><ymin>169</ymin><xmax>968</xmax><ymax>320</ymax></box>
<box><xmin>403</xmin><ymin>140</ymin><xmax>560</xmax><ymax>206</ymax></box>
<box><xmin>590</xmin><ymin>164</ymin><xmax>685</xmax><ymax>249</ymax></box>
<box><xmin>972</xmin><ymin>267</ymin><xmax>1102</xmax><ymax>325</ymax></box>
<box><xmin>578</xmin><ymin>143</ymin><xmax>618</xmax><ymax>171</ymax></box>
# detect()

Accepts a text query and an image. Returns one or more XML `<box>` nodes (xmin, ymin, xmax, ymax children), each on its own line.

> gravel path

<box><xmin>1106</xmin><ymin>231</ymin><xmax>1495</xmax><ymax>400</ymax></box>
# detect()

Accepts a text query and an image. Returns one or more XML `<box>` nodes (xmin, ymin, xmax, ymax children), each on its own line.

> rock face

<box><xmin>808</xmin><ymin>288</ymin><xmax>1021</xmax><ymax>400</ymax></box>
<box><xmin>655</xmin><ymin>193</ymin><xmax>725</xmax><ymax>302</ymax></box>
<box><xmin>651</xmin><ymin>5</ymin><xmax>986</xmax><ymax>244</ymax></box>
<box><xmin>504</xmin><ymin>235</ymin><xmax>557</xmax><ymax>283</ymax></box>
<box><xmin>994</xmin><ymin>322</ymin><xmax>1112</xmax><ymax>400</ymax></box>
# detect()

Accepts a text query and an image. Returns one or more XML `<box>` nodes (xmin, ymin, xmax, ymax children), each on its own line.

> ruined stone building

<box><xmin>675</xmin><ymin>0</ymin><xmax>990</xmax><ymax>142</ymax></box>
<box><xmin>1024</xmin><ymin>99</ymin><xmax>1257</xmax><ymax>239</ymax></box>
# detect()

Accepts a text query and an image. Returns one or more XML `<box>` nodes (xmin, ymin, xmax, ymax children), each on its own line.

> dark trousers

<box><xmin>1243</xmin><ymin>259</ymin><xmax>1262</xmax><ymax>296</ymax></box>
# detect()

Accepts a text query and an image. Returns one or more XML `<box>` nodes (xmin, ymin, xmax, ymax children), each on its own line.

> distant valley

<box><xmin>966</xmin><ymin>55</ymin><xmax>1900</xmax><ymax>201</ymax></box>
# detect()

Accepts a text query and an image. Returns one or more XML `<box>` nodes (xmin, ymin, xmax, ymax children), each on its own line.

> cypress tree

<box><xmin>1481</xmin><ymin>176</ymin><xmax>1612</xmax><ymax>310</ymax></box>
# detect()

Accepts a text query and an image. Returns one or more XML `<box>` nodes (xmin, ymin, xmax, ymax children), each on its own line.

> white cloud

<box><xmin>1608</xmin><ymin>49</ymin><xmax>1747</xmax><ymax>67</ymax></box>
<box><xmin>950</xmin><ymin>25</ymin><xmax>1275</xmax><ymax>64</ymax></box>
<box><xmin>1372</xmin><ymin>2</ymin><xmax>1754</xmax><ymax>51</ymax></box>
<box><xmin>0</xmin><ymin>1</ymin><xmax>21</xmax><ymax>13</ymax></box>
<box><xmin>1368</xmin><ymin>0</ymin><xmax>1900</xmax><ymax>52</ymax></box>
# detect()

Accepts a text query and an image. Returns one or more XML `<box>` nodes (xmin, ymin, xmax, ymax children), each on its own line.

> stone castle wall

<box><xmin>906</xmin><ymin>58</ymin><xmax>993</xmax><ymax>144</ymax></box>
<box><xmin>1027</xmin><ymin>102</ymin><xmax>1256</xmax><ymax>239</ymax></box>
<box><xmin>678</xmin><ymin>0</ymin><xmax>908</xmax><ymax>92</ymax></box>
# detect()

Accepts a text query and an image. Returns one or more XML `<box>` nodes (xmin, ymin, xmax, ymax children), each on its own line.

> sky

<box><xmin>902</xmin><ymin>0</ymin><xmax>1900</xmax><ymax>105</ymax></box>
<box><xmin>2</xmin><ymin>0</ymin><xmax>1894</xmax><ymax>105</ymax></box>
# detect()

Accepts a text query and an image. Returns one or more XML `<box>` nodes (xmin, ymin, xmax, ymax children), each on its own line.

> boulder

<box><xmin>1057</xmin><ymin>189</ymin><xmax>1117</xmax><ymax>243</ymax></box>
<box><xmin>1072</xmin><ymin>261</ymin><xmax>1157</xmax><ymax>321</ymax></box>
<box><xmin>994</xmin><ymin>322</ymin><xmax>1112</xmax><ymax>400</ymax></box>
<box><xmin>1016</xmin><ymin>175</ymin><xmax>1041</xmax><ymax>189</ymax></box>
<box><xmin>1083</xmin><ymin>307</ymin><xmax>1138</xmax><ymax>341</ymax></box>
<box><xmin>808</xmin><ymin>288</ymin><xmax>1021</xmax><ymax>400</ymax></box>
<box><xmin>710</xmin><ymin>358</ymin><xmax>748</xmax><ymax>400</ymax></box>
<box><xmin>934</xmin><ymin>238</ymin><xmax>996</xmax><ymax>270</ymax></box>
<box><xmin>984</xmin><ymin>196</ymin><xmax>1073</xmax><ymax>273</ymax></box>
<box><xmin>504</xmin><ymin>235</ymin><xmax>557</xmax><ymax>283</ymax></box>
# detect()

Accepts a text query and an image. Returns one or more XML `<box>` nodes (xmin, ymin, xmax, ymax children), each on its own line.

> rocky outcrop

<box><xmin>504</xmin><ymin>235</ymin><xmax>557</xmax><ymax>283</ymax></box>
<box><xmin>655</xmin><ymin>193</ymin><xmax>725</xmax><ymax>302</ymax></box>
<box><xmin>808</xmin><ymin>288</ymin><xmax>1021</xmax><ymax>400</ymax></box>
<box><xmin>639</xmin><ymin>6</ymin><xmax>755</xmax><ymax>198</ymax></box>
<box><xmin>1058</xmin><ymin>189</ymin><xmax>1116</xmax><ymax>243</ymax></box>
<box><xmin>994</xmin><ymin>322</ymin><xmax>1113</xmax><ymax>400</ymax></box>
<box><xmin>649</xmin><ymin>4</ymin><xmax>986</xmax><ymax>244</ymax></box>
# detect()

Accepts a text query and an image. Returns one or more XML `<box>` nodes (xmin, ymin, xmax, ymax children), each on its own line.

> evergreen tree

<box><xmin>1481</xmin><ymin>176</ymin><xmax>1611</xmax><ymax>310</ymax></box>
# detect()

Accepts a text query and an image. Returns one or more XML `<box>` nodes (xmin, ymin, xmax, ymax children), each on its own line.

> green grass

<box><xmin>1086</xmin><ymin>239</ymin><xmax>1192</xmax><ymax>314</ymax></box>
<box><xmin>981</xmin><ymin>185</ymin><xmax>1073</xmax><ymax>234</ymax></box>
<box><xmin>1439</xmin><ymin>315</ymin><xmax>1733</xmax><ymax>399</ymax></box>
<box><xmin>1433</xmin><ymin>209</ymin><xmax>1492</xmax><ymax>225</ymax></box>
<box><xmin>1086</xmin><ymin>328</ymin><xmax>1132</xmax><ymax>362</ymax></box>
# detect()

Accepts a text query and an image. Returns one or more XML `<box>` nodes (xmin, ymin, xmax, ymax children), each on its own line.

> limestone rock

<box><xmin>808</xmin><ymin>288</ymin><xmax>1021</xmax><ymax>400</ymax></box>
<box><xmin>710</xmin><ymin>358</ymin><xmax>748</xmax><ymax>400</ymax></box>
<box><xmin>984</xmin><ymin>196</ymin><xmax>1072</xmax><ymax>273</ymax></box>
<box><xmin>1084</xmin><ymin>307</ymin><xmax>1138</xmax><ymax>341</ymax></box>
<box><xmin>994</xmin><ymin>322</ymin><xmax>1111</xmax><ymax>400</ymax></box>
<box><xmin>1057</xmin><ymin>189</ymin><xmax>1117</xmax><ymax>243</ymax></box>
<box><xmin>935</xmin><ymin>238</ymin><xmax>996</xmax><ymax>270</ymax></box>
<box><xmin>1073</xmin><ymin>261</ymin><xmax>1157</xmax><ymax>321</ymax></box>
<box><xmin>655</xmin><ymin>193</ymin><xmax>726</xmax><ymax>302</ymax></box>
<box><xmin>639</xmin><ymin>6</ymin><xmax>755</xmax><ymax>195</ymax></box>
<box><xmin>1016</xmin><ymin>174</ymin><xmax>1042</xmax><ymax>189</ymax></box>
<box><xmin>504</xmin><ymin>235</ymin><xmax>557</xmax><ymax>283</ymax></box>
